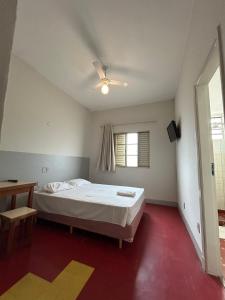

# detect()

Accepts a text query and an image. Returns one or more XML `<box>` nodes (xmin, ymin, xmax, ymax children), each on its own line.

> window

<box><xmin>114</xmin><ymin>132</ymin><xmax>150</xmax><ymax>167</ymax></box>
<box><xmin>211</xmin><ymin>115</ymin><xmax>224</xmax><ymax>140</ymax></box>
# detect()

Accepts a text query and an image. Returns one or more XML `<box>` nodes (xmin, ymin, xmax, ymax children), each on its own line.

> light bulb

<box><xmin>101</xmin><ymin>83</ymin><xmax>109</xmax><ymax>95</ymax></box>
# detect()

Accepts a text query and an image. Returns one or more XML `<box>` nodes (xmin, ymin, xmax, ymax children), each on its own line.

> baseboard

<box><xmin>145</xmin><ymin>199</ymin><xmax>178</xmax><ymax>207</ymax></box>
<box><xmin>178</xmin><ymin>206</ymin><xmax>205</xmax><ymax>271</ymax></box>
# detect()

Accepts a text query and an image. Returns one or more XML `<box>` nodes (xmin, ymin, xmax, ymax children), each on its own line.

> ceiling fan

<box><xmin>93</xmin><ymin>61</ymin><xmax>128</xmax><ymax>95</ymax></box>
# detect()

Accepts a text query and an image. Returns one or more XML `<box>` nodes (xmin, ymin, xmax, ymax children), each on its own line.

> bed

<box><xmin>34</xmin><ymin>183</ymin><xmax>145</xmax><ymax>248</ymax></box>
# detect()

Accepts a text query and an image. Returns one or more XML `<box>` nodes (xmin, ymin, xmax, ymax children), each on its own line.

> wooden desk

<box><xmin>0</xmin><ymin>181</ymin><xmax>37</xmax><ymax>209</ymax></box>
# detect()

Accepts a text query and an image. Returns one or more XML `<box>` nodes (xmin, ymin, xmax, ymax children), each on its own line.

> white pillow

<box><xmin>43</xmin><ymin>182</ymin><xmax>73</xmax><ymax>194</ymax></box>
<box><xmin>67</xmin><ymin>178</ymin><xmax>91</xmax><ymax>187</ymax></box>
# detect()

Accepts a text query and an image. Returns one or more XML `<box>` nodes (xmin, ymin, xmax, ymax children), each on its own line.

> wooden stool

<box><xmin>0</xmin><ymin>207</ymin><xmax>37</xmax><ymax>255</ymax></box>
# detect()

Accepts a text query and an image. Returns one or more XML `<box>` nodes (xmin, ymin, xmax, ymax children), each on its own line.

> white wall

<box><xmin>209</xmin><ymin>67</ymin><xmax>223</xmax><ymax>115</ymax></box>
<box><xmin>175</xmin><ymin>0</ymin><xmax>225</xmax><ymax>254</ymax></box>
<box><xmin>0</xmin><ymin>55</ymin><xmax>91</xmax><ymax>157</ymax></box>
<box><xmin>0</xmin><ymin>0</ymin><xmax>17</xmax><ymax>138</ymax></box>
<box><xmin>89</xmin><ymin>100</ymin><xmax>177</xmax><ymax>203</ymax></box>
<box><xmin>212</xmin><ymin>139</ymin><xmax>225</xmax><ymax>210</ymax></box>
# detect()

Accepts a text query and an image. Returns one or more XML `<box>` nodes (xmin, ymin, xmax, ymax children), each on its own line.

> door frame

<box><xmin>194</xmin><ymin>25</ymin><xmax>225</xmax><ymax>278</ymax></box>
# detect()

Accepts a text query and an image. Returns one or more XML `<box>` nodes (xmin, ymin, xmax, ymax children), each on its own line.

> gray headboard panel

<box><xmin>0</xmin><ymin>150</ymin><xmax>89</xmax><ymax>210</ymax></box>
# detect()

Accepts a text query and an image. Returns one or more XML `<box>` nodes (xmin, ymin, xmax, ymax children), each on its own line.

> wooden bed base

<box><xmin>37</xmin><ymin>202</ymin><xmax>145</xmax><ymax>248</ymax></box>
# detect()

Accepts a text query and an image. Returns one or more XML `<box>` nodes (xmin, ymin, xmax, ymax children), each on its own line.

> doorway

<box><xmin>209</xmin><ymin>66</ymin><xmax>225</xmax><ymax>277</ymax></box>
<box><xmin>195</xmin><ymin>31</ymin><xmax>225</xmax><ymax>280</ymax></box>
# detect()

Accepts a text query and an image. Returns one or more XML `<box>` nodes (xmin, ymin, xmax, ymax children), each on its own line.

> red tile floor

<box><xmin>0</xmin><ymin>204</ymin><xmax>225</xmax><ymax>300</ymax></box>
<box><xmin>218</xmin><ymin>210</ymin><xmax>225</xmax><ymax>277</ymax></box>
<box><xmin>219</xmin><ymin>210</ymin><xmax>225</xmax><ymax>226</ymax></box>
<box><xmin>220</xmin><ymin>239</ymin><xmax>225</xmax><ymax>277</ymax></box>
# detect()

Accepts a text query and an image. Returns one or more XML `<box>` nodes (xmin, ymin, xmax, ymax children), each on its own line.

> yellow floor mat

<box><xmin>0</xmin><ymin>261</ymin><xmax>94</xmax><ymax>300</ymax></box>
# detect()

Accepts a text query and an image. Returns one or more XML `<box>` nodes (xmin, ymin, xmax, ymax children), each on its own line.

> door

<box><xmin>196</xmin><ymin>82</ymin><xmax>221</xmax><ymax>276</ymax></box>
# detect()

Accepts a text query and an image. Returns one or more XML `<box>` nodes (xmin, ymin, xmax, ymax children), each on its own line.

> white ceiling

<box><xmin>13</xmin><ymin>0</ymin><xmax>193</xmax><ymax>111</ymax></box>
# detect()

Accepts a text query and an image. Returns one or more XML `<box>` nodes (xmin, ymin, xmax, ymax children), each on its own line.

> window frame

<box><xmin>211</xmin><ymin>115</ymin><xmax>224</xmax><ymax>140</ymax></box>
<box><xmin>114</xmin><ymin>131</ymin><xmax>150</xmax><ymax>168</ymax></box>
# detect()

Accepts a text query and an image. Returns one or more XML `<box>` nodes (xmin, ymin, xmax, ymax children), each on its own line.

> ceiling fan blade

<box><xmin>95</xmin><ymin>81</ymin><xmax>104</xmax><ymax>89</ymax></box>
<box><xmin>93</xmin><ymin>61</ymin><xmax>105</xmax><ymax>79</ymax></box>
<box><xmin>109</xmin><ymin>79</ymin><xmax>128</xmax><ymax>87</ymax></box>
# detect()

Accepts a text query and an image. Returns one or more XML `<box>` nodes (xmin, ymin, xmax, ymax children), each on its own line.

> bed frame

<box><xmin>37</xmin><ymin>202</ymin><xmax>145</xmax><ymax>248</ymax></box>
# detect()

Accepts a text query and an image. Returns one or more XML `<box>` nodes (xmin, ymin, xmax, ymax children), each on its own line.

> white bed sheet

<box><xmin>34</xmin><ymin>183</ymin><xmax>145</xmax><ymax>227</ymax></box>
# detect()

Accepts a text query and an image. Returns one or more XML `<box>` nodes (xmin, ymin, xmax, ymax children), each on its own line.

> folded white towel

<box><xmin>117</xmin><ymin>191</ymin><xmax>136</xmax><ymax>197</ymax></box>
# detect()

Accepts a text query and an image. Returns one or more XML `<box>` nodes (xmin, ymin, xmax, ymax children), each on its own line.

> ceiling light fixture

<box><xmin>93</xmin><ymin>61</ymin><xmax>128</xmax><ymax>94</ymax></box>
<box><xmin>101</xmin><ymin>83</ymin><xmax>109</xmax><ymax>95</ymax></box>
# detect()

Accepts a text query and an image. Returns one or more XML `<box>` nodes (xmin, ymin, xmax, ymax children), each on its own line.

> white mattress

<box><xmin>34</xmin><ymin>183</ymin><xmax>145</xmax><ymax>227</ymax></box>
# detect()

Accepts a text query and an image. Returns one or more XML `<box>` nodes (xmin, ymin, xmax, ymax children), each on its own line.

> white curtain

<box><xmin>97</xmin><ymin>124</ymin><xmax>116</xmax><ymax>172</ymax></box>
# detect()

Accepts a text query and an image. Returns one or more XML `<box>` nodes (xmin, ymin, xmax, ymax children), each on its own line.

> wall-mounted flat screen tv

<box><xmin>167</xmin><ymin>120</ymin><xmax>180</xmax><ymax>142</ymax></box>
